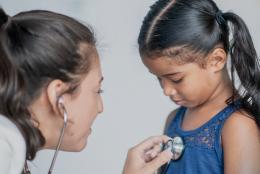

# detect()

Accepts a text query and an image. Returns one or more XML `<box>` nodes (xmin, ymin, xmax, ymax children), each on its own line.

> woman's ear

<box><xmin>206</xmin><ymin>48</ymin><xmax>228</xmax><ymax>73</ymax></box>
<box><xmin>46</xmin><ymin>79</ymin><xmax>67</xmax><ymax>116</ymax></box>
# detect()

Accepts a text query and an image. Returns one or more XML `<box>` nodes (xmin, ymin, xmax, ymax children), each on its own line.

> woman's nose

<box><xmin>98</xmin><ymin>96</ymin><xmax>104</xmax><ymax>113</ymax></box>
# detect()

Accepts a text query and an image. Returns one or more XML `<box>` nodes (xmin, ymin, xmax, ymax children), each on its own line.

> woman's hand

<box><xmin>123</xmin><ymin>135</ymin><xmax>173</xmax><ymax>174</ymax></box>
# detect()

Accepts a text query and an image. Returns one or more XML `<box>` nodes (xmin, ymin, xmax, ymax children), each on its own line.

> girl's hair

<box><xmin>138</xmin><ymin>0</ymin><xmax>260</xmax><ymax>128</ymax></box>
<box><xmin>0</xmin><ymin>8</ymin><xmax>96</xmax><ymax>160</ymax></box>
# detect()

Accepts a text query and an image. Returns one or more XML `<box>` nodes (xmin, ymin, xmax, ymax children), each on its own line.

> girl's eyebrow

<box><xmin>162</xmin><ymin>72</ymin><xmax>181</xmax><ymax>77</ymax></box>
<box><xmin>148</xmin><ymin>71</ymin><xmax>181</xmax><ymax>77</ymax></box>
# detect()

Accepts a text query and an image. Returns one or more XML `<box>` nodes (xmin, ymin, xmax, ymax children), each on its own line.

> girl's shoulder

<box><xmin>222</xmin><ymin>109</ymin><xmax>260</xmax><ymax>173</ymax></box>
<box><xmin>163</xmin><ymin>107</ymin><xmax>181</xmax><ymax>133</ymax></box>
<box><xmin>222</xmin><ymin>109</ymin><xmax>258</xmax><ymax>137</ymax></box>
<box><xmin>0</xmin><ymin>115</ymin><xmax>26</xmax><ymax>173</ymax></box>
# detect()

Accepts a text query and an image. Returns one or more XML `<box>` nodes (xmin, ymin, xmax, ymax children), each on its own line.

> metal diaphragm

<box><xmin>161</xmin><ymin>136</ymin><xmax>185</xmax><ymax>160</ymax></box>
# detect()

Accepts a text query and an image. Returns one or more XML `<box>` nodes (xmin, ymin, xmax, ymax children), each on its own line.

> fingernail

<box><xmin>166</xmin><ymin>150</ymin><xmax>173</xmax><ymax>158</ymax></box>
<box><xmin>151</xmin><ymin>153</ymin><xmax>156</xmax><ymax>158</ymax></box>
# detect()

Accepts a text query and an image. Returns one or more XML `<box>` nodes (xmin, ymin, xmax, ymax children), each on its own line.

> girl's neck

<box><xmin>182</xmin><ymin>73</ymin><xmax>235</xmax><ymax>130</ymax></box>
<box><xmin>192</xmin><ymin>71</ymin><xmax>234</xmax><ymax>113</ymax></box>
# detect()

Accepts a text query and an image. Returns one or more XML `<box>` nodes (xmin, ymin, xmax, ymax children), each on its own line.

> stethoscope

<box><xmin>160</xmin><ymin>136</ymin><xmax>185</xmax><ymax>174</ymax></box>
<box><xmin>24</xmin><ymin>97</ymin><xmax>67</xmax><ymax>174</ymax></box>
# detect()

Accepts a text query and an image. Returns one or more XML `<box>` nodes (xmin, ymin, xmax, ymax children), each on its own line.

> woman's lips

<box><xmin>88</xmin><ymin>128</ymin><xmax>92</xmax><ymax>135</ymax></box>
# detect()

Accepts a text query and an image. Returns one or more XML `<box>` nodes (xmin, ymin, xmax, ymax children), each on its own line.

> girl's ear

<box><xmin>206</xmin><ymin>48</ymin><xmax>228</xmax><ymax>73</ymax></box>
<box><xmin>46</xmin><ymin>79</ymin><xmax>67</xmax><ymax>116</ymax></box>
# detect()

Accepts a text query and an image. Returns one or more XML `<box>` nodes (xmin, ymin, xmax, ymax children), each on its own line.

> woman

<box><xmin>0</xmin><ymin>8</ymin><xmax>172</xmax><ymax>174</ymax></box>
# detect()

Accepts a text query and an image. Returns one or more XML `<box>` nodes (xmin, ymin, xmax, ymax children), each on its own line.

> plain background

<box><xmin>0</xmin><ymin>0</ymin><xmax>259</xmax><ymax>173</ymax></box>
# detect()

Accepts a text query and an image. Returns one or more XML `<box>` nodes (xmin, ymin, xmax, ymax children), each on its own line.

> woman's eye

<box><xmin>157</xmin><ymin>77</ymin><xmax>163</xmax><ymax>85</ymax></box>
<box><xmin>97</xmin><ymin>89</ymin><xmax>104</xmax><ymax>94</ymax></box>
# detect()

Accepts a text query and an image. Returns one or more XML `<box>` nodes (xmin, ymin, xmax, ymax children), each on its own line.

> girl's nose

<box><xmin>161</xmin><ymin>79</ymin><xmax>177</xmax><ymax>96</ymax></box>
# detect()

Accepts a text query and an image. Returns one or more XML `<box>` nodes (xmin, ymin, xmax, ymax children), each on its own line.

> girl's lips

<box><xmin>171</xmin><ymin>98</ymin><xmax>183</xmax><ymax>102</ymax></box>
<box><xmin>170</xmin><ymin>97</ymin><xmax>185</xmax><ymax>105</ymax></box>
<box><xmin>173</xmin><ymin>100</ymin><xmax>185</xmax><ymax>105</ymax></box>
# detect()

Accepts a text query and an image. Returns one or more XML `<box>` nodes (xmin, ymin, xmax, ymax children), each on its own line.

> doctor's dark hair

<box><xmin>0</xmin><ymin>8</ymin><xmax>96</xmax><ymax>160</ymax></box>
<box><xmin>138</xmin><ymin>0</ymin><xmax>260</xmax><ymax>129</ymax></box>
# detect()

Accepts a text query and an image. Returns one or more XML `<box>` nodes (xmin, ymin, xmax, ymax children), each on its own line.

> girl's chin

<box><xmin>172</xmin><ymin>99</ymin><xmax>188</xmax><ymax>106</ymax></box>
<box><xmin>173</xmin><ymin>100</ymin><xmax>195</xmax><ymax>108</ymax></box>
<box><xmin>174</xmin><ymin>100</ymin><xmax>185</xmax><ymax>105</ymax></box>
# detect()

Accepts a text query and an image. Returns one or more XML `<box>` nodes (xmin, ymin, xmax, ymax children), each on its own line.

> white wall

<box><xmin>0</xmin><ymin>0</ymin><xmax>259</xmax><ymax>173</ymax></box>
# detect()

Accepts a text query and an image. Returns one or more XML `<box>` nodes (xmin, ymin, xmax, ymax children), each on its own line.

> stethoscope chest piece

<box><xmin>162</xmin><ymin>136</ymin><xmax>185</xmax><ymax>160</ymax></box>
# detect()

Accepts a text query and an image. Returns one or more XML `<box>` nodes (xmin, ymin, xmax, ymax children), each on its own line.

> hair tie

<box><xmin>215</xmin><ymin>10</ymin><xmax>226</xmax><ymax>26</ymax></box>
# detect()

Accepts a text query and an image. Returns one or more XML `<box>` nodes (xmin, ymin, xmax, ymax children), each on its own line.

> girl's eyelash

<box><xmin>157</xmin><ymin>76</ymin><xmax>183</xmax><ymax>84</ymax></box>
<box><xmin>171</xmin><ymin>78</ymin><xmax>183</xmax><ymax>83</ymax></box>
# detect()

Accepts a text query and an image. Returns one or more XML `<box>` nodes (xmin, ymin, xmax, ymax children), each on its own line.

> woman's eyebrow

<box><xmin>99</xmin><ymin>77</ymin><xmax>104</xmax><ymax>84</ymax></box>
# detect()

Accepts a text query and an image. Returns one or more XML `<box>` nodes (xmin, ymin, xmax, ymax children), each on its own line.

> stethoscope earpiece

<box><xmin>57</xmin><ymin>96</ymin><xmax>67</xmax><ymax>124</ymax></box>
<box><xmin>58</xmin><ymin>96</ymin><xmax>64</xmax><ymax>105</ymax></box>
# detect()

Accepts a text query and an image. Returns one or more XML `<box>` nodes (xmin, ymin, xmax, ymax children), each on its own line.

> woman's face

<box><xmin>61</xmin><ymin>55</ymin><xmax>104</xmax><ymax>151</ymax></box>
<box><xmin>142</xmin><ymin>56</ymin><xmax>220</xmax><ymax>108</ymax></box>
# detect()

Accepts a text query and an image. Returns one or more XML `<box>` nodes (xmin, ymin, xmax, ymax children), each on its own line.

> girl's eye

<box><xmin>171</xmin><ymin>78</ymin><xmax>183</xmax><ymax>84</ymax></box>
<box><xmin>157</xmin><ymin>76</ymin><xmax>183</xmax><ymax>84</ymax></box>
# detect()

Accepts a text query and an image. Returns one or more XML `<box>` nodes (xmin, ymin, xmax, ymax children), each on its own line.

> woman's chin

<box><xmin>74</xmin><ymin>143</ymin><xmax>87</xmax><ymax>152</ymax></box>
<box><xmin>47</xmin><ymin>129</ymin><xmax>92</xmax><ymax>152</ymax></box>
<box><xmin>62</xmin><ymin>142</ymin><xmax>87</xmax><ymax>152</ymax></box>
<box><xmin>71</xmin><ymin>138</ymin><xmax>89</xmax><ymax>152</ymax></box>
<box><xmin>58</xmin><ymin>137</ymin><xmax>89</xmax><ymax>152</ymax></box>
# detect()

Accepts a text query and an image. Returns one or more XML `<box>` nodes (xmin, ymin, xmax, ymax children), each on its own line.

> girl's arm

<box><xmin>222</xmin><ymin>111</ymin><xmax>260</xmax><ymax>174</ymax></box>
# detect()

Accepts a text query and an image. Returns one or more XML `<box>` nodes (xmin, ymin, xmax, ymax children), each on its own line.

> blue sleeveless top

<box><xmin>164</xmin><ymin>102</ymin><xmax>241</xmax><ymax>174</ymax></box>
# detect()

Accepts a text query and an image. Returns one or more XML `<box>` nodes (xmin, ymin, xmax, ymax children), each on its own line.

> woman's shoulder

<box><xmin>163</xmin><ymin>107</ymin><xmax>181</xmax><ymax>133</ymax></box>
<box><xmin>0</xmin><ymin>114</ymin><xmax>25</xmax><ymax>141</ymax></box>
<box><xmin>0</xmin><ymin>115</ymin><xmax>26</xmax><ymax>173</ymax></box>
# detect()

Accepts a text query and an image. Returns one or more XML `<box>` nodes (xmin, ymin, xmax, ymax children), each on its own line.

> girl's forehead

<box><xmin>142</xmin><ymin>56</ymin><xmax>201</xmax><ymax>76</ymax></box>
<box><xmin>143</xmin><ymin>57</ymin><xmax>182</xmax><ymax>72</ymax></box>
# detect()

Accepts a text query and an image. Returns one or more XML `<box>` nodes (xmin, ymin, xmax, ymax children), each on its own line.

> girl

<box><xmin>0</xmin><ymin>8</ymin><xmax>172</xmax><ymax>174</ymax></box>
<box><xmin>138</xmin><ymin>0</ymin><xmax>260</xmax><ymax>173</ymax></box>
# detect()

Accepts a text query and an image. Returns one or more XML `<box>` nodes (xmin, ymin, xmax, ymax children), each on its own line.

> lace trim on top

<box><xmin>167</xmin><ymin>102</ymin><xmax>240</xmax><ymax>150</ymax></box>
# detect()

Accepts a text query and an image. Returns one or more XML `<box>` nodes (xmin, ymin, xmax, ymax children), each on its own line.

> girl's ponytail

<box><xmin>224</xmin><ymin>12</ymin><xmax>260</xmax><ymax>128</ymax></box>
<box><xmin>0</xmin><ymin>8</ymin><xmax>45</xmax><ymax>160</ymax></box>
